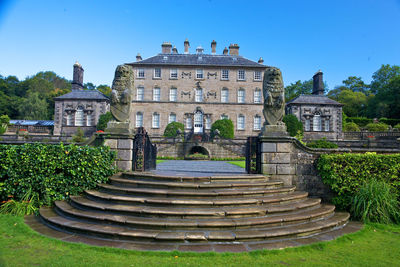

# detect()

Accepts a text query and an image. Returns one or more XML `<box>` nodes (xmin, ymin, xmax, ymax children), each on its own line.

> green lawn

<box><xmin>227</xmin><ymin>161</ymin><xmax>245</xmax><ymax>168</ymax></box>
<box><xmin>1</xmin><ymin>214</ymin><xmax>400</xmax><ymax>266</ymax></box>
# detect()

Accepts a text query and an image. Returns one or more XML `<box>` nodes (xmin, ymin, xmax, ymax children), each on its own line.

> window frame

<box><xmin>185</xmin><ymin>116</ymin><xmax>192</xmax><ymax>129</ymax></box>
<box><xmin>253</xmin><ymin>115</ymin><xmax>261</xmax><ymax>130</ymax></box>
<box><xmin>237</xmin><ymin>89</ymin><xmax>245</xmax><ymax>103</ymax></box>
<box><xmin>237</xmin><ymin>69</ymin><xmax>245</xmax><ymax>81</ymax></box>
<box><xmin>170</xmin><ymin>69</ymin><xmax>178</xmax><ymax>79</ymax></box>
<box><xmin>153</xmin><ymin>87</ymin><xmax>161</xmax><ymax>101</ymax></box>
<box><xmin>253</xmin><ymin>89</ymin><xmax>261</xmax><ymax>103</ymax></box>
<box><xmin>221</xmin><ymin>88</ymin><xmax>229</xmax><ymax>103</ymax></box>
<box><xmin>152</xmin><ymin>113</ymin><xmax>160</xmax><ymax>128</ymax></box>
<box><xmin>221</xmin><ymin>69</ymin><xmax>229</xmax><ymax>80</ymax></box>
<box><xmin>137</xmin><ymin>87</ymin><xmax>144</xmax><ymax>101</ymax></box>
<box><xmin>195</xmin><ymin>88</ymin><xmax>203</xmax><ymax>102</ymax></box>
<box><xmin>237</xmin><ymin>114</ymin><xmax>245</xmax><ymax>130</ymax></box>
<box><xmin>196</xmin><ymin>69</ymin><xmax>204</xmax><ymax>79</ymax></box>
<box><xmin>75</xmin><ymin>107</ymin><xmax>84</xmax><ymax>126</ymax></box>
<box><xmin>168</xmin><ymin>113</ymin><xmax>176</xmax><ymax>124</ymax></box>
<box><xmin>154</xmin><ymin>68</ymin><xmax>161</xmax><ymax>79</ymax></box>
<box><xmin>313</xmin><ymin>115</ymin><xmax>322</xmax><ymax>131</ymax></box>
<box><xmin>169</xmin><ymin>88</ymin><xmax>177</xmax><ymax>102</ymax></box>
<box><xmin>137</xmin><ymin>68</ymin><xmax>145</xmax><ymax>78</ymax></box>
<box><xmin>254</xmin><ymin>71</ymin><xmax>262</xmax><ymax>81</ymax></box>
<box><xmin>136</xmin><ymin>112</ymin><xmax>143</xmax><ymax>128</ymax></box>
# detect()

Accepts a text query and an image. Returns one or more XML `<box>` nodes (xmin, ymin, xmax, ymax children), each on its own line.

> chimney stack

<box><xmin>211</xmin><ymin>40</ymin><xmax>217</xmax><ymax>55</ymax></box>
<box><xmin>184</xmin><ymin>39</ymin><xmax>190</xmax><ymax>54</ymax></box>
<box><xmin>136</xmin><ymin>53</ymin><xmax>142</xmax><ymax>62</ymax></box>
<box><xmin>229</xmin><ymin>44</ymin><xmax>239</xmax><ymax>55</ymax></box>
<box><xmin>161</xmin><ymin>42</ymin><xmax>172</xmax><ymax>54</ymax></box>
<box><xmin>312</xmin><ymin>70</ymin><xmax>324</xmax><ymax>95</ymax></box>
<box><xmin>223</xmin><ymin>47</ymin><xmax>228</xmax><ymax>55</ymax></box>
<box><xmin>258</xmin><ymin>57</ymin><xmax>264</xmax><ymax>64</ymax></box>
<box><xmin>172</xmin><ymin>46</ymin><xmax>178</xmax><ymax>54</ymax></box>
<box><xmin>72</xmin><ymin>61</ymin><xmax>84</xmax><ymax>90</ymax></box>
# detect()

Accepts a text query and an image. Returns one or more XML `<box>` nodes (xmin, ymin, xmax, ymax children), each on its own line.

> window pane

<box><xmin>196</xmin><ymin>69</ymin><xmax>203</xmax><ymax>79</ymax></box>
<box><xmin>195</xmin><ymin>88</ymin><xmax>203</xmax><ymax>102</ymax></box>
<box><xmin>169</xmin><ymin>113</ymin><xmax>176</xmax><ymax>124</ymax></box>
<box><xmin>136</xmin><ymin>113</ymin><xmax>143</xmax><ymax>127</ymax></box>
<box><xmin>221</xmin><ymin>89</ymin><xmax>229</xmax><ymax>102</ymax></box>
<box><xmin>238</xmin><ymin>70</ymin><xmax>245</xmax><ymax>80</ymax></box>
<box><xmin>221</xmin><ymin>69</ymin><xmax>229</xmax><ymax>80</ymax></box>
<box><xmin>305</xmin><ymin>119</ymin><xmax>311</xmax><ymax>131</ymax></box>
<box><xmin>137</xmin><ymin>87</ymin><xmax>144</xmax><ymax>101</ymax></box>
<box><xmin>254</xmin><ymin>90</ymin><xmax>261</xmax><ymax>103</ymax></box>
<box><xmin>154</xmin><ymin>68</ymin><xmax>161</xmax><ymax>78</ymax></box>
<box><xmin>75</xmin><ymin>108</ymin><xmax>84</xmax><ymax>126</ymax></box>
<box><xmin>324</xmin><ymin>119</ymin><xmax>330</xmax><ymax>131</ymax></box>
<box><xmin>186</xmin><ymin>117</ymin><xmax>192</xmax><ymax>129</ymax></box>
<box><xmin>169</xmin><ymin>88</ymin><xmax>177</xmax><ymax>101</ymax></box>
<box><xmin>254</xmin><ymin>71</ymin><xmax>261</xmax><ymax>81</ymax></box>
<box><xmin>313</xmin><ymin>115</ymin><xmax>321</xmax><ymax>131</ymax></box>
<box><xmin>86</xmin><ymin>114</ymin><xmax>92</xmax><ymax>126</ymax></box>
<box><xmin>152</xmin><ymin>113</ymin><xmax>160</xmax><ymax>128</ymax></box>
<box><xmin>138</xmin><ymin>68</ymin><xmax>145</xmax><ymax>78</ymax></box>
<box><xmin>205</xmin><ymin>117</ymin><xmax>211</xmax><ymax>129</ymax></box>
<box><xmin>221</xmin><ymin>114</ymin><xmax>228</xmax><ymax>120</ymax></box>
<box><xmin>153</xmin><ymin>88</ymin><xmax>160</xmax><ymax>101</ymax></box>
<box><xmin>238</xmin><ymin>115</ymin><xmax>245</xmax><ymax>130</ymax></box>
<box><xmin>170</xmin><ymin>69</ymin><xmax>177</xmax><ymax>78</ymax></box>
<box><xmin>254</xmin><ymin>116</ymin><xmax>261</xmax><ymax>130</ymax></box>
<box><xmin>238</xmin><ymin>89</ymin><xmax>245</xmax><ymax>103</ymax></box>
<box><xmin>66</xmin><ymin>114</ymin><xmax>72</xmax><ymax>126</ymax></box>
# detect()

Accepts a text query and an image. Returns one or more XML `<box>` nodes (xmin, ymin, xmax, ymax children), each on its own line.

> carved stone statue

<box><xmin>106</xmin><ymin>65</ymin><xmax>134</xmax><ymax>134</ymax></box>
<box><xmin>261</xmin><ymin>67</ymin><xmax>287</xmax><ymax>135</ymax></box>
<box><xmin>110</xmin><ymin>64</ymin><xmax>134</xmax><ymax>122</ymax></box>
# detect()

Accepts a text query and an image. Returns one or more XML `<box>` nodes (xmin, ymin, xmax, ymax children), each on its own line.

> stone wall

<box><xmin>104</xmin><ymin>135</ymin><xmax>134</xmax><ymax>171</ymax></box>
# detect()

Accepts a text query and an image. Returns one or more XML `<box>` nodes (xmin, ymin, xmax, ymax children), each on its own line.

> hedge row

<box><xmin>317</xmin><ymin>153</ymin><xmax>400</xmax><ymax>210</ymax></box>
<box><xmin>0</xmin><ymin>143</ymin><xmax>117</xmax><ymax>208</ymax></box>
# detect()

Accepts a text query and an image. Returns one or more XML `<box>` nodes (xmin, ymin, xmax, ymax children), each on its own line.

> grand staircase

<box><xmin>37</xmin><ymin>172</ymin><xmax>358</xmax><ymax>252</ymax></box>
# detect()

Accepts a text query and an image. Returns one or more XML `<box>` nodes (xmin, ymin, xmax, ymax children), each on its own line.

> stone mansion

<box><xmin>127</xmin><ymin>40</ymin><xmax>266</xmax><ymax>137</ymax></box>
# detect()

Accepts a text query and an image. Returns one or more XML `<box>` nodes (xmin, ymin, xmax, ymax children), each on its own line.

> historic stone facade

<box><xmin>53</xmin><ymin>63</ymin><xmax>110</xmax><ymax>136</ymax></box>
<box><xmin>127</xmin><ymin>40</ymin><xmax>266</xmax><ymax>137</ymax></box>
<box><xmin>286</xmin><ymin>71</ymin><xmax>343</xmax><ymax>140</ymax></box>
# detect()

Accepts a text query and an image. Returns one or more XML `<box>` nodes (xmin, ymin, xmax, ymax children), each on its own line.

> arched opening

<box><xmin>186</xmin><ymin>145</ymin><xmax>210</xmax><ymax>159</ymax></box>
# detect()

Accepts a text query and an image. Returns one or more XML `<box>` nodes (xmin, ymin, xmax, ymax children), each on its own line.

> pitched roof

<box><xmin>286</xmin><ymin>94</ymin><xmax>343</xmax><ymax>106</ymax></box>
<box><xmin>128</xmin><ymin>54</ymin><xmax>266</xmax><ymax>68</ymax></box>
<box><xmin>54</xmin><ymin>89</ymin><xmax>109</xmax><ymax>101</ymax></box>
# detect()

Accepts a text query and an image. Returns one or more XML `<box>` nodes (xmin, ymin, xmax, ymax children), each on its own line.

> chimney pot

<box><xmin>258</xmin><ymin>57</ymin><xmax>264</xmax><ymax>64</ymax></box>
<box><xmin>161</xmin><ymin>42</ymin><xmax>172</xmax><ymax>54</ymax></box>
<box><xmin>136</xmin><ymin>53</ymin><xmax>142</xmax><ymax>62</ymax></box>
<box><xmin>312</xmin><ymin>70</ymin><xmax>324</xmax><ymax>95</ymax></box>
<box><xmin>229</xmin><ymin>44</ymin><xmax>240</xmax><ymax>55</ymax></box>
<box><xmin>184</xmin><ymin>39</ymin><xmax>190</xmax><ymax>54</ymax></box>
<box><xmin>223</xmin><ymin>47</ymin><xmax>228</xmax><ymax>55</ymax></box>
<box><xmin>211</xmin><ymin>40</ymin><xmax>217</xmax><ymax>55</ymax></box>
<box><xmin>172</xmin><ymin>46</ymin><xmax>178</xmax><ymax>54</ymax></box>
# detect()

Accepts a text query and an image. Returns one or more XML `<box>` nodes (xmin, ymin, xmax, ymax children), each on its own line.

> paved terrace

<box><xmin>152</xmin><ymin>160</ymin><xmax>246</xmax><ymax>177</ymax></box>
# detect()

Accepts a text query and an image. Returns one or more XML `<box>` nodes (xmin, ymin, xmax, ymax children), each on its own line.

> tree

<box><xmin>211</xmin><ymin>119</ymin><xmax>234</xmax><ymax>139</ymax></box>
<box><xmin>370</xmin><ymin>64</ymin><xmax>400</xmax><ymax>94</ymax></box>
<box><xmin>97</xmin><ymin>112</ymin><xmax>113</xmax><ymax>131</ymax></box>
<box><xmin>342</xmin><ymin>76</ymin><xmax>370</xmax><ymax>94</ymax></box>
<box><xmin>285</xmin><ymin>80</ymin><xmax>313</xmax><ymax>101</ymax></box>
<box><xmin>97</xmin><ymin>84</ymin><xmax>112</xmax><ymax>97</ymax></box>
<box><xmin>282</xmin><ymin>114</ymin><xmax>303</xmax><ymax>137</ymax></box>
<box><xmin>163</xmin><ymin>122</ymin><xmax>184</xmax><ymax>138</ymax></box>
<box><xmin>84</xmin><ymin>82</ymin><xmax>96</xmax><ymax>90</ymax></box>
<box><xmin>17</xmin><ymin>91</ymin><xmax>48</xmax><ymax>120</ymax></box>
<box><xmin>336</xmin><ymin>89</ymin><xmax>368</xmax><ymax>117</ymax></box>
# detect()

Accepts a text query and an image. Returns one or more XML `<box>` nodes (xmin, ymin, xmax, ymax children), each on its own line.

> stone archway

<box><xmin>189</xmin><ymin>145</ymin><xmax>210</xmax><ymax>156</ymax></box>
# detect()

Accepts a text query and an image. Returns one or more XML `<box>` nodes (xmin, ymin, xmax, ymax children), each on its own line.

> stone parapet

<box><xmin>103</xmin><ymin>133</ymin><xmax>134</xmax><ymax>172</ymax></box>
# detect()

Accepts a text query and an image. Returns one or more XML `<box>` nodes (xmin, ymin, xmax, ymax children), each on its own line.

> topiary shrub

<box><xmin>366</xmin><ymin>122</ymin><xmax>389</xmax><ymax>132</ymax></box>
<box><xmin>0</xmin><ymin>143</ymin><xmax>117</xmax><ymax>210</ymax></box>
<box><xmin>343</xmin><ymin>122</ymin><xmax>360</xmax><ymax>132</ymax></box>
<box><xmin>306</xmin><ymin>138</ymin><xmax>338</xmax><ymax>149</ymax></box>
<box><xmin>163</xmin><ymin>122</ymin><xmax>184</xmax><ymax>138</ymax></box>
<box><xmin>283</xmin><ymin>114</ymin><xmax>303</xmax><ymax>137</ymax></box>
<box><xmin>211</xmin><ymin>119</ymin><xmax>234</xmax><ymax>139</ymax></box>
<box><xmin>97</xmin><ymin>112</ymin><xmax>113</xmax><ymax>131</ymax></box>
<box><xmin>351</xmin><ymin>179</ymin><xmax>400</xmax><ymax>224</ymax></box>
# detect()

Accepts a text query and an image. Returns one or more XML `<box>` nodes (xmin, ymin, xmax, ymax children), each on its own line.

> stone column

<box><xmin>103</xmin><ymin>134</ymin><xmax>134</xmax><ymax>171</ymax></box>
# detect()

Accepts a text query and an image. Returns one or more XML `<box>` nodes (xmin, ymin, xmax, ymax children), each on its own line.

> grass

<box><xmin>0</xmin><ymin>215</ymin><xmax>400</xmax><ymax>266</ymax></box>
<box><xmin>156</xmin><ymin>160</ymin><xmax>165</xmax><ymax>164</ymax></box>
<box><xmin>227</xmin><ymin>160</ymin><xmax>245</xmax><ymax>168</ymax></box>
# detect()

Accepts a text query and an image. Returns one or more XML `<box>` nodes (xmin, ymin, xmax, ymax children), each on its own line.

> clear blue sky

<box><xmin>0</xmin><ymin>0</ymin><xmax>399</xmax><ymax>89</ymax></box>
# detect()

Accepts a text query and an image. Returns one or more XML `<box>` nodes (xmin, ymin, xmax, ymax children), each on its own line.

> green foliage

<box><xmin>0</xmin><ymin>188</ymin><xmax>38</xmax><ymax>216</ymax></box>
<box><xmin>186</xmin><ymin>153</ymin><xmax>209</xmax><ymax>159</ymax></box>
<box><xmin>306</xmin><ymin>138</ymin><xmax>338</xmax><ymax>149</ymax></box>
<box><xmin>96</xmin><ymin>85</ymin><xmax>112</xmax><ymax>97</ymax></box>
<box><xmin>0</xmin><ymin>114</ymin><xmax>10</xmax><ymax>135</ymax></box>
<box><xmin>342</xmin><ymin>76</ymin><xmax>370</xmax><ymax>94</ymax></box>
<box><xmin>317</xmin><ymin>153</ymin><xmax>400</xmax><ymax>211</ymax></box>
<box><xmin>365</xmin><ymin>122</ymin><xmax>389</xmax><ymax>132</ymax></box>
<box><xmin>17</xmin><ymin>91</ymin><xmax>48</xmax><ymax>120</ymax></box>
<box><xmin>284</xmin><ymin>79</ymin><xmax>314</xmax><ymax>101</ymax></box>
<box><xmin>0</xmin><ymin>143</ymin><xmax>117</xmax><ymax>209</ymax></box>
<box><xmin>71</xmin><ymin>127</ymin><xmax>86</xmax><ymax>143</ymax></box>
<box><xmin>343</xmin><ymin>122</ymin><xmax>361</xmax><ymax>132</ymax></box>
<box><xmin>379</xmin><ymin>118</ymin><xmax>400</xmax><ymax>127</ymax></box>
<box><xmin>394</xmin><ymin>123</ymin><xmax>400</xmax><ymax>130</ymax></box>
<box><xmin>336</xmin><ymin>89</ymin><xmax>368</xmax><ymax>117</ymax></box>
<box><xmin>351</xmin><ymin>179</ymin><xmax>400</xmax><ymax>224</ymax></box>
<box><xmin>163</xmin><ymin>122</ymin><xmax>184</xmax><ymax>138</ymax></box>
<box><xmin>283</xmin><ymin>114</ymin><xmax>303</xmax><ymax>137</ymax></box>
<box><xmin>346</xmin><ymin>117</ymin><xmax>372</xmax><ymax>128</ymax></box>
<box><xmin>97</xmin><ymin>112</ymin><xmax>113</xmax><ymax>131</ymax></box>
<box><xmin>211</xmin><ymin>119</ymin><xmax>234</xmax><ymax>139</ymax></box>
<box><xmin>370</xmin><ymin>64</ymin><xmax>400</xmax><ymax>94</ymax></box>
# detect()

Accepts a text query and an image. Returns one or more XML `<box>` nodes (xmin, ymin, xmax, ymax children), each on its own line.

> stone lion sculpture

<box><xmin>262</xmin><ymin>67</ymin><xmax>285</xmax><ymax>126</ymax></box>
<box><xmin>110</xmin><ymin>64</ymin><xmax>134</xmax><ymax>122</ymax></box>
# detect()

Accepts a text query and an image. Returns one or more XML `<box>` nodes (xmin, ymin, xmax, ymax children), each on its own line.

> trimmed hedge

<box><xmin>365</xmin><ymin>122</ymin><xmax>389</xmax><ymax>132</ymax></box>
<box><xmin>317</xmin><ymin>153</ymin><xmax>400</xmax><ymax>211</ymax></box>
<box><xmin>307</xmin><ymin>138</ymin><xmax>338</xmax><ymax>149</ymax></box>
<box><xmin>379</xmin><ymin>118</ymin><xmax>400</xmax><ymax>127</ymax></box>
<box><xmin>0</xmin><ymin>143</ymin><xmax>117</xmax><ymax>208</ymax></box>
<box><xmin>283</xmin><ymin>114</ymin><xmax>303</xmax><ymax>137</ymax></box>
<box><xmin>343</xmin><ymin>122</ymin><xmax>360</xmax><ymax>132</ymax></box>
<box><xmin>347</xmin><ymin>117</ymin><xmax>372</xmax><ymax>128</ymax></box>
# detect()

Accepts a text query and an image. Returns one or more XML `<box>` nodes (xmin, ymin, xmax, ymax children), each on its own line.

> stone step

<box><xmin>84</xmin><ymin>190</ymin><xmax>309</xmax><ymax>207</ymax></box>
<box><xmin>54</xmin><ymin>200</ymin><xmax>336</xmax><ymax>230</ymax></box>
<box><xmin>69</xmin><ymin>196</ymin><xmax>321</xmax><ymax>218</ymax></box>
<box><xmin>109</xmin><ymin>176</ymin><xmax>283</xmax><ymax>190</ymax></box>
<box><xmin>120</xmin><ymin>172</ymin><xmax>269</xmax><ymax>183</ymax></box>
<box><xmin>40</xmin><ymin>207</ymin><xmax>349</xmax><ymax>242</ymax></box>
<box><xmin>97</xmin><ymin>183</ymin><xmax>296</xmax><ymax>198</ymax></box>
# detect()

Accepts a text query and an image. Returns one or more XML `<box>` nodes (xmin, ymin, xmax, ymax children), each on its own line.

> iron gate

<box><xmin>132</xmin><ymin>127</ymin><xmax>157</xmax><ymax>171</ymax></box>
<box><xmin>245</xmin><ymin>136</ymin><xmax>261</xmax><ymax>174</ymax></box>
